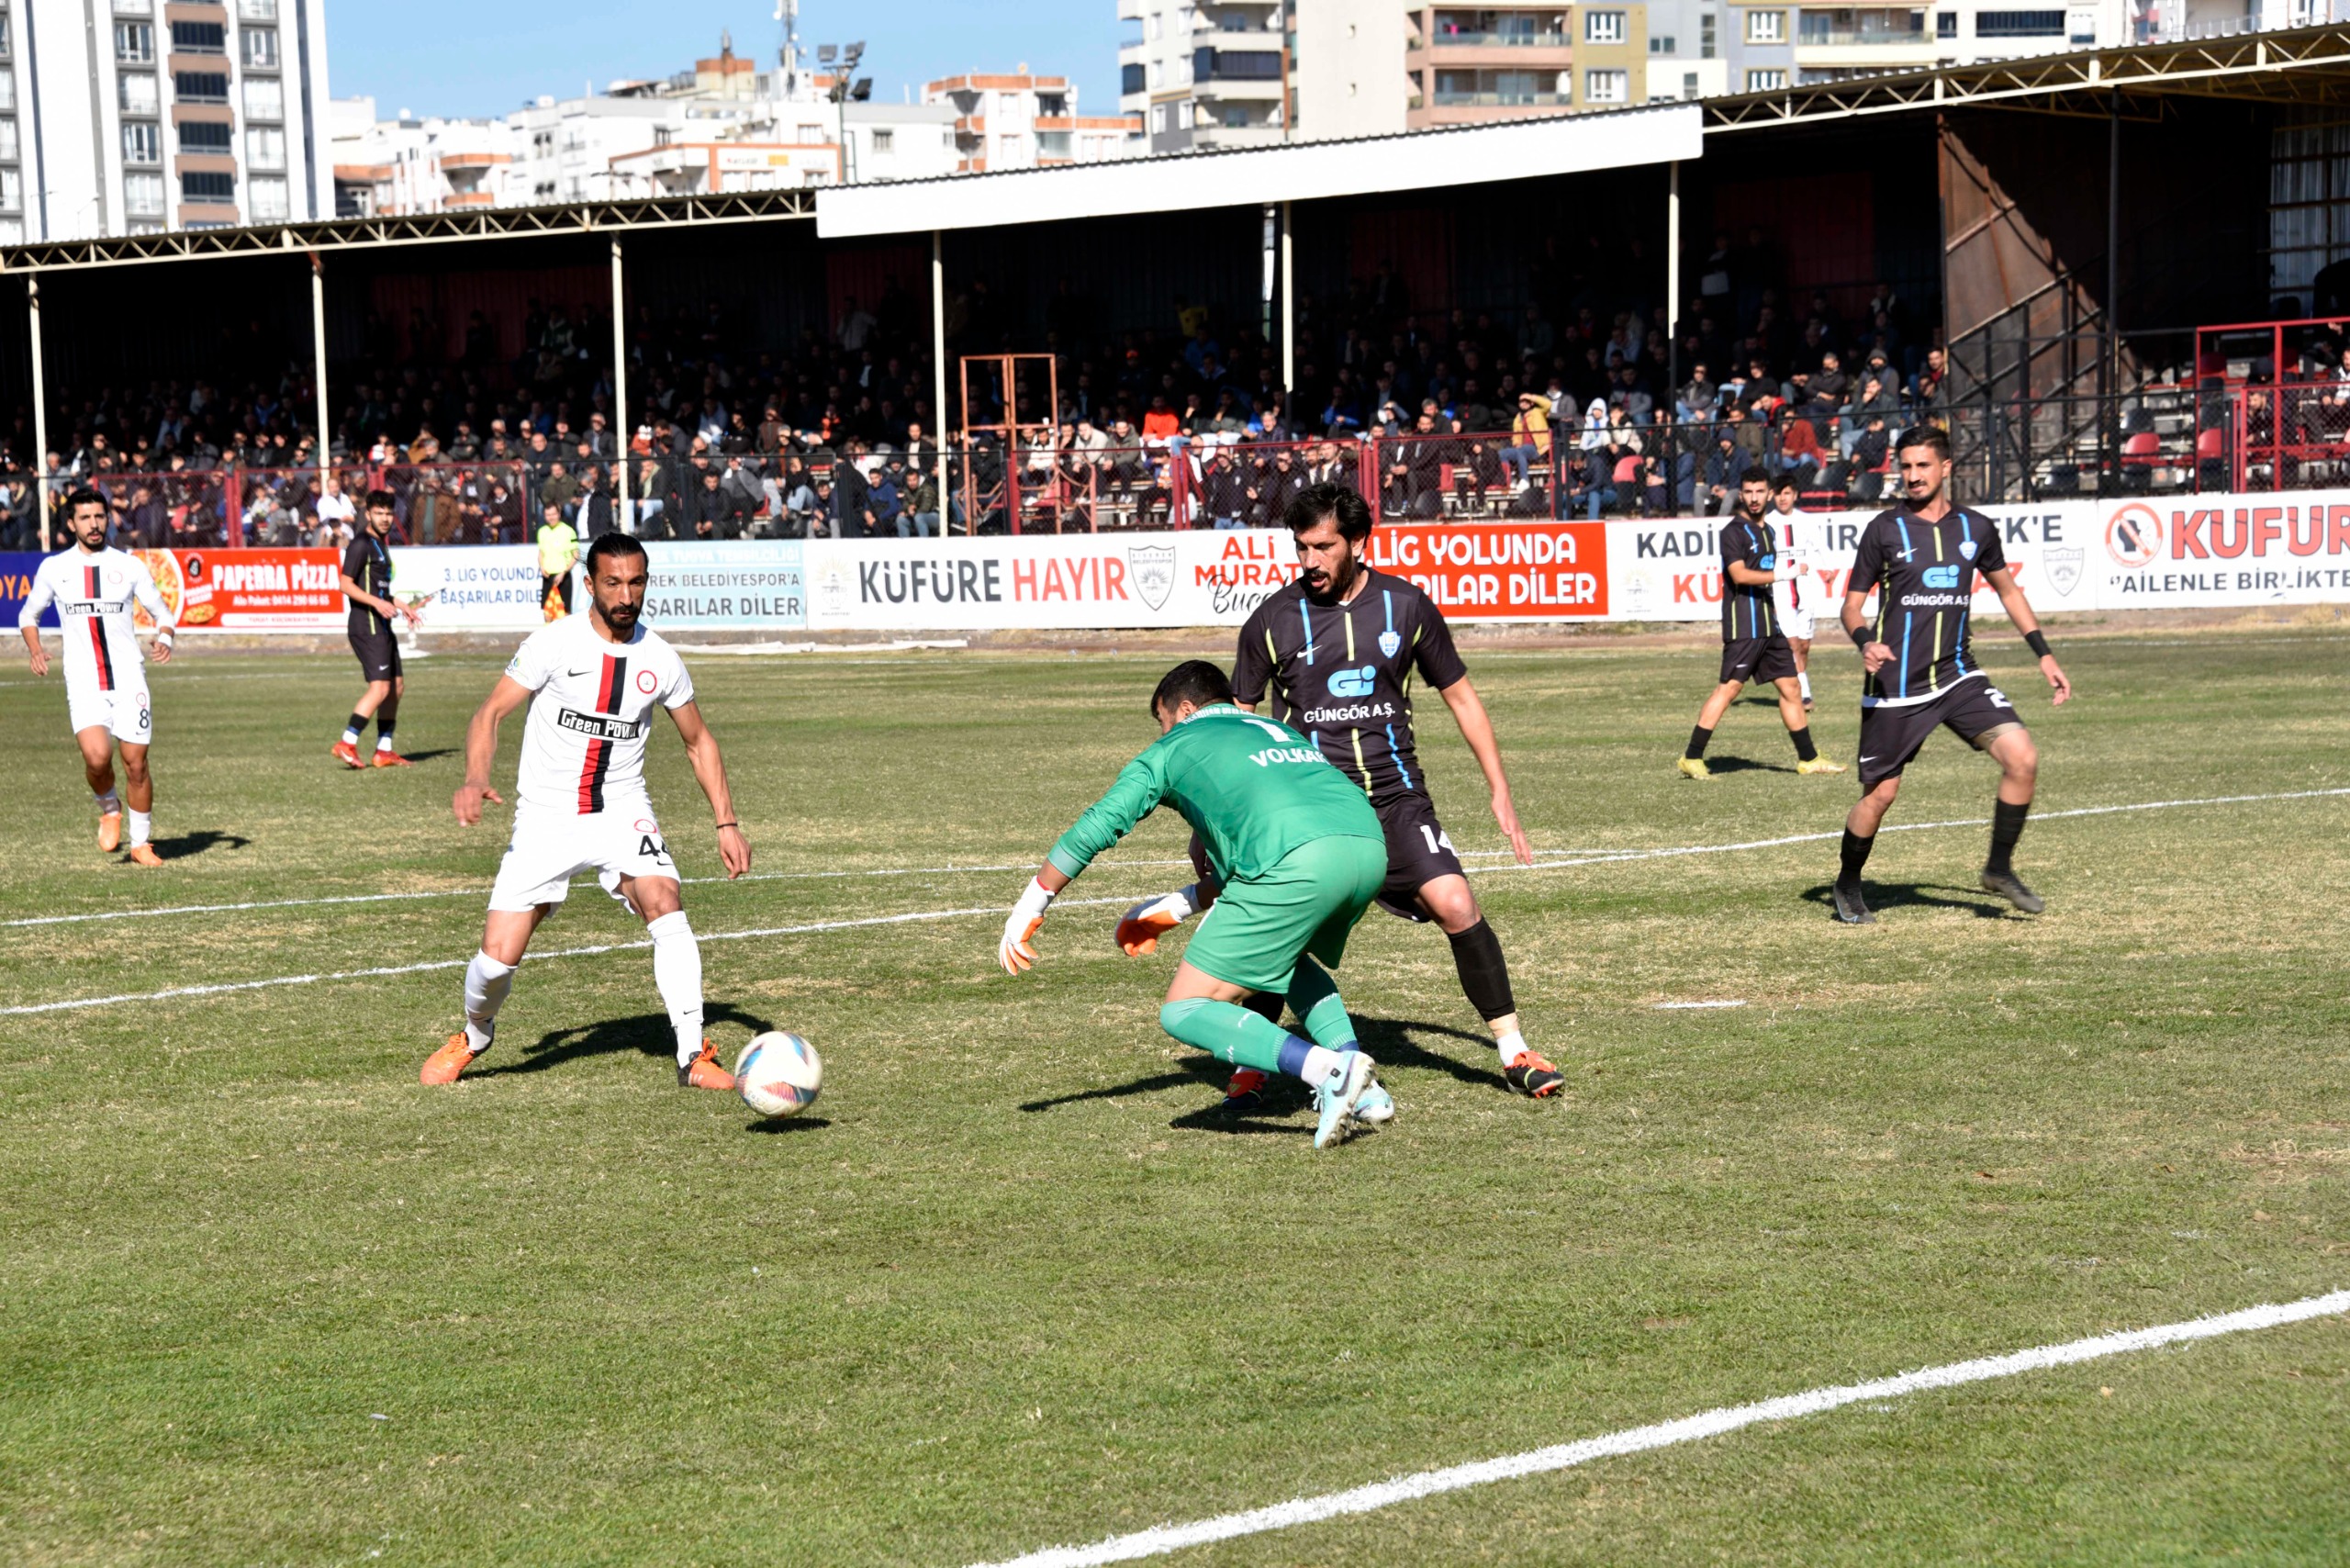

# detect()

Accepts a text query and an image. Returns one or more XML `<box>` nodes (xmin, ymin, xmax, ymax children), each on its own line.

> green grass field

<box><xmin>3</xmin><ymin>624</ymin><xmax>2347</xmax><ymax>1566</ymax></box>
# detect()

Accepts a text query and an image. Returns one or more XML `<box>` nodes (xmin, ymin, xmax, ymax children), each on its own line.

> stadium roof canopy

<box><xmin>1</xmin><ymin>23</ymin><xmax>2345</xmax><ymax>271</ymax></box>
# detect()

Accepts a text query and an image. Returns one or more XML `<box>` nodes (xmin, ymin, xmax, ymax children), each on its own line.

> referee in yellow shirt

<box><xmin>536</xmin><ymin>504</ymin><xmax>580</xmax><ymax>621</ymax></box>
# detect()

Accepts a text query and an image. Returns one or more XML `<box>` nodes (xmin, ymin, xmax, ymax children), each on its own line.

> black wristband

<box><xmin>2024</xmin><ymin>629</ymin><xmax>2052</xmax><ymax>659</ymax></box>
<box><xmin>714</xmin><ymin>822</ymin><xmax>738</xmax><ymax>831</ymax></box>
<box><xmin>1848</xmin><ymin>622</ymin><xmax>1874</xmax><ymax>650</ymax></box>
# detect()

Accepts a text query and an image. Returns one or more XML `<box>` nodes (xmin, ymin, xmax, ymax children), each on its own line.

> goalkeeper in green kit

<box><xmin>998</xmin><ymin>659</ymin><xmax>1395</xmax><ymax>1148</ymax></box>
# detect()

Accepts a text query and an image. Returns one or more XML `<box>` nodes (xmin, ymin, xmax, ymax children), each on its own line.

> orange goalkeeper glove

<box><xmin>1114</xmin><ymin>884</ymin><xmax>1200</xmax><ymax>957</ymax></box>
<box><xmin>998</xmin><ymin>877</ymin><xmax>1056</xmax><ymax>974</ymax></box>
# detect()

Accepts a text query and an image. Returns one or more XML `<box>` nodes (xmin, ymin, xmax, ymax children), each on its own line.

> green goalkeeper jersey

<box><xmin>1047</xmin><ymin>703</ymin><xmax>1384</xmax><ymax>886</ymax></box>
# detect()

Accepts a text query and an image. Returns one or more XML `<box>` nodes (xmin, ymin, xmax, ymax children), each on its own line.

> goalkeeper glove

<box><xmin>998</xmin><ymin>877</ymin><xmax>1056</xmax><ymax>975</ymax></box>
<box><xmin>1114</xmin><ymin>884</ymin><xmax>1200</xmax><ymax>957</ymax></box>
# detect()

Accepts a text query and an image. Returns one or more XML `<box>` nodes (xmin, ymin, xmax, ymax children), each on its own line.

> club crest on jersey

<box><xmin>1378</xmin><ymin>629</ymin><xmax>1401</xmax><ymax>658</ymax></box>
<box><xmin>1328</xmin><ymin>664</ymin><xmax>1379</xmax><ymax>699</ymax></box>
<box><xmin>1959</xmin><ymin>539</ymin><xmax>1978</xmax><ymax>559</ymax></box>
<box><xmin>635</xmin><ymin>668</ymin><xmax>658</xmax><ymax>693</ymax></box>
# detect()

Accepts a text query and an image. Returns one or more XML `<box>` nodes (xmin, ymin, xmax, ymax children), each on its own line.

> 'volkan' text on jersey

<box><xmin>503</xmin><ymin>615</ymin><xmax>695</xmax><ymax>814</ymax></box>
<box><xmin>1850</xmin><ymin>505</ymin><xmax>2009</xmax><ymax>707</ymax></box>
<box><xmin>1231</xmin><ymin>570</ymin><xmax>1468</xmax><ymax>806</ymax></box>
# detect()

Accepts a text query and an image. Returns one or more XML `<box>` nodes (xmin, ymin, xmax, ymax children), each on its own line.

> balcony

<box><xmin>1430</xmin><ymin>89</ymin><xmax>1572</xmax><ymax>105</ymax></box>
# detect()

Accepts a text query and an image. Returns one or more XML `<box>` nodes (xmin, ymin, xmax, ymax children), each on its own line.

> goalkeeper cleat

<box><xmin>1222</xmin><ymin>1067</ymin><xmax>1270</xmax><ymax>1114</ymax></box>
<box><xmin>678</xmin><ymin>1039</ymin><xmax>736</xmax><ymax>1091</ymax></box>
<box><xmin>1504</xmin><ymin>1052</ymin><xmax>1566</xmax><ymax>1098</ymax></box>
<box><xmin>1313</xmin><ymin>1052</ymin><xmax>1379</xmax><ymax>1150</ymax></box>
<box><xmin>1114</xmin><ymin>886</ymin><xmax>1196</xmax><ymax>956</ymax></box>
<box><xmin>1979</xmin><ymin>868</ymin><xmax>2045</xmax><ymax>914</ymax></box>
<box><xmin>127</xmin><ymin>845</ymin><xmax>164</xmax><ymax>868</ymax></box>
<box><xmin>1353</xmin><ymin>1079</ymin><xmax>1395</xmax><ymax>1125</ymax></box>
<box><xmin>331</xmin><ymin>739</ymin><xmax>365</xmax><ymax>770</ymax></box>
<box><xmin>1796</xmin><ymin>756</ymin><xmax>1847</xmax><ymax>776</ymax></box>
<box><xmin>1830</xmin><ymin>879</ymin><xmax>1877</xmax><ymax>925</ymax></box>
<box><xmin>420</xmin><ymin>1032</ymin><xmax>480</xmax><ymax>1085</ymax></box>
<box><xmin>1676</xmin><ymin>756</ymin><xmax>1711</xmax><ymax>780</ymax></box>
<box><xmin>96</xmin><ymin>811</ymin><xmax>123</xmax><ymax>853</ymax></box>
<box><xmin>370</xmin><ymin>749</ymin><xmax>413</xmax><ymax>768</ymax></box>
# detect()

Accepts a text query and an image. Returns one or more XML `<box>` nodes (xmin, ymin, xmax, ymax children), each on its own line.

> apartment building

<box><xmin>1404</xmin><ymin>5</ymin><xmax>1576</xmax><ymax>128</ymax></box>
<box><xmin>1119</xmin><ymin>0</ymin><xmax>1290</xmax><ymax>153</ymax></box>
<box><xmin>5</xmin><ymin>0</ymin><xmax>330</xmax><ymax>241</ymax></box>
<box><xmin>923</xmin><ymin>71</ymin><xmax>1133</xmax><ymax>173</ymax></box>
<box><xmin>1722</xmin><ymin>0</ymin><xmax>2131</xmax><ymax>94</ymax></box>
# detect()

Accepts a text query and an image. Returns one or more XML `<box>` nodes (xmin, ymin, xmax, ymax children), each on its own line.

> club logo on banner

<box><xmin>1128</xmin><ymin>543</ymin><xmax>1177</xmax><ymax>611</ymax></box>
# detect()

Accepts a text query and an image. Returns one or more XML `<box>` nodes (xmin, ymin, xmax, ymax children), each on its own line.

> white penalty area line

<box><xmin>968</xmin><ymin>1289</ymin><xmax>2350</xmax><ymax>1568</ymax></box>
<box><xmin>0</xmin><ymin>894</ymin><xmax>1144</xmax><ymax>1017</ymax></box>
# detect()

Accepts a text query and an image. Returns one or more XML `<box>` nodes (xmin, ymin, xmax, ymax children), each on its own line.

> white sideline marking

<box><xmin>1656</xmin><ymin>1000</ymin><xmax>1747</xmax><ymax>1010</ymax></box>
<box><xmin>15</xmin><ymin>778</ymin><xmax>2344</xmax><ymax>932</ymax></box>
<box><xmin>967</xmin><ymin>1289</ymin><xmax>2350</xmax><ymax>1568</ymax></box>
<box><xmin>7</xmin><ymin>786</ymin><xmax>2346</xmax><ymax>1005</ymax></box>
<box><xmin>0</xmin><ymin>895</ymin><xmax>1141</xmax><ymax>1016</ymax></box>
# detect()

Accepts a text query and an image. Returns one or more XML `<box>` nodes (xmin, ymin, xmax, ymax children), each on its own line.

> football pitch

<box><xmin>4</xmin><ymin>623</ymin><xmax>2347</xmax><ymax>1565</ymax></box>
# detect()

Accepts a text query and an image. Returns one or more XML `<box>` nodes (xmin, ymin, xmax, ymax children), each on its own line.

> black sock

<box><xmin>1684</xmin><ymin>724</ymin><xmax>1713</xmax><ymax>761</ymax></box>
<box><xmin>345</xmin><ymin>711</ymin><xmax>368</xmax><ymax>738</ymax></box>
<box><xmin>1788</xmin><ymin>725</ymin><xmax>1818</xmax><ymax>763</ymax></box>
<box><xmin>1446</xmin><ymin>919</ymin><xmax>1517</xmax><ymax>1022</ymax></box>
<box><xmin>1986</xmin><ymin>799</ymin><xmax>2029</xmax><ymax>875</ymax></box>
<box><xmin>1840</xmin><ymin>828</ymin><xmax>1874</xmax><ymax>886</ymax></box>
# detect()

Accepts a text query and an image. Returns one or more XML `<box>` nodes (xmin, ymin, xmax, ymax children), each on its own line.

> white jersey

<box><xmin>1769</xmin><ymin>515</ymin><xmax>1814</xmax><ymax>635</ymax></box>
<box><xmin>17</xmin><ymin>547</ymin><xmax>174</xmax><ymax>695</ymax></box>
<box><xmin>504</xmin><ymin>614</ymin><xmax>695</xmax><ymax>815</ymax></box>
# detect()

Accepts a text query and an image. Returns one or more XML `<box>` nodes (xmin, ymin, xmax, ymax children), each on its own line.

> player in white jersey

<box><xmin>1767</xmin><ymin>476</ymin><xmax>1817</xmax><ymax>708</ymax></box>
<box><xmin>420</xmin><ymin>532</ymin><xmax>754</xmax><ymax>1089</ymax></box>
<box><xmin>15</xmin><ymin>488</ymin><xmax>177</xmax><ymax>866</ymax></box>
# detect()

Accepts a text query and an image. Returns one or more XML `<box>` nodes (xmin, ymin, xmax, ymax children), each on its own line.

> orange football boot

<box><xmin>96</xmin><ymin>811</ymin><xmax>123</xmax><ymax>852</ymax></box>
<box><xmin>371</xmin><ymin>749</ymin><xmax>413</xmax><ymax>767</ymax></box>
<box><xmin>678</xmin><ymin>1039</ymin><xmax>736</xmax><ymax>1091</ymax></box>
<box><xmin>331</xmin><ymin>739</ymin><xmax>365</xmax><ymax>769</ymax></box>
<box><xmin>1504</xmin><ymin>1051</ymin><xmax>1566</xmax><ymax>1098</ymax></box>
<box><xmin>127</xmin><ymin>845</ymin><xmax>164</xmax><ymax>868</ymax></box>
<box><xmin>421</xmin><ymin>1033</ymin><xmax>479</xmax><ymax>1085</ymax></box>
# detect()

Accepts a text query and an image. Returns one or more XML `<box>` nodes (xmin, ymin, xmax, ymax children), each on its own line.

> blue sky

<box><xmin>330</xmin><ymin>0</ymin><xmax>1121</xmax><ymax>120</ymax></box>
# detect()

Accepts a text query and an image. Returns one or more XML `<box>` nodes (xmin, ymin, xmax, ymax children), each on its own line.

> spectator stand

<box><xmin>2193</xmin><ymin>315</ymin><xmax>2350</xmax><ymax>493</ymax></box>
<box><xmin>957</xmin><ymin>353</ymin><xmax>1058</xmax><ymax>537</ymax></box>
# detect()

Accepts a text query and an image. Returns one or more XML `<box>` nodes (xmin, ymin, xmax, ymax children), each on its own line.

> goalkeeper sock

<box><xmin>646</xmin><ymin>911</ymin><xmax>704</xmax><ymax>1066</ymax></box>
<box><xmin>1284</xmin><ymin>958</ymin><xmax>1359</xmax><ymax>1051</ymax></box>
<box><xmin>342</xmin><ymin>713</ymin><xmax>366</xmax><ymax>746</ymax></box>
<box><xmin>1986</xmin><ymin>798</ymin><xmax>2030</xmax><ymax>876</ymax></box>
<box><xmin>1788</xmin><ymin>724</ymin><xmax>1818</xmax><ymax>763</ymax></box>
<box><xmin>463</xmin><ymin>949</ymin><xmax>514</xmax><ymax>1051</ymax></box>
<box><xmin>1159</xmin><ymin>997</ymin><xmax>1315</xmax><ymax>1078</ymax></box>
<box><xmin>1839</xmin><ymin>828</ymin><xmax>1874</xmax><ymax>886</ymax></box>
<box><xmin>1684</xmin><ymin>724</ymin><xmax>1713</xmax><ymax>761</ymax></box>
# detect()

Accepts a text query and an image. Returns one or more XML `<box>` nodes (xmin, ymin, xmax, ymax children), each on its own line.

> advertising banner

<box><xmin>0</xmin><ymin>553</ymin><xmax>54</xmax><ymax>628</ymax></box>
<box><xmin>390</xmin><ymin>544</ymin><xmax>548</xmax><ymax>633</ymax></box>
<box><xmin>802</xmin><ymin>530</ymin><xmax>1298</xmax><ymax>631</ymax></box>
<box><xmin>141</xmin><ymin>547</ymin><xmax>344</xmax><ymax>632</ymax></box>
<box><xmin>2086</xmin><ymin>491</ymin><xmax>2350</xmax><ymax>609</ymax></box>
<box><xmin>641</xmin><ymin>541</ymin><xmax>808</xmax><ymax>632</ymax></box>
<box><xmin>1360</xmin><ymin>521</ymin><xmax>1609</xmax><ymax>619</ymax></box>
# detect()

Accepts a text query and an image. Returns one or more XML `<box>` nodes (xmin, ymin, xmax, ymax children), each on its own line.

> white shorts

<box><xmin>488</xmin><ymin>802</ymin><xmax>677</xmax><ymax>913</ymax></box>
<box><xmin>68</xmin><ymin>683</ymin><xmax>152</xmax><ymax>745</ymax></box>
<box><xmin>1772</xmin><ymin>583</ymin><xmax>1816</xmax><ymax>642</ymax></box>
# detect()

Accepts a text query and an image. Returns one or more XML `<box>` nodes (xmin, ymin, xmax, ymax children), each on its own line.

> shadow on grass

<box><xmin>390</xmin><ymin>747</ymin><xmax>460</xmax><ymax>765</ymax></box>
<box><xmin>144</xmin><ymin>829</ymin><xmax>252</xmax><ymax>860</ymax></box>
<box><xmin>475</xmin><ymin>1001</ymin><xmax>779</xmax><ymax>1078</ymax></box>
<box><xmin>746</xmin><ymin>1116</ymin><xmax>832</xmax><ymax>1136</ymax></box>
<box><xmin>1695</xmin><ymin>754</ymin><xmax>1798</xmax><ymax>775</ymax></box>
<box><xmin>1798</xmin><ymin>881</ymin><xmax>2019</xmax><ymax>919</ymax></box>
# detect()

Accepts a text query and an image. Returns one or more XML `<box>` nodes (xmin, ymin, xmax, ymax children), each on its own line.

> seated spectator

<box><xmin>1775</xmin><ymin>414</ymin><xmax>1825</xmax><ymax>489</ymax></box>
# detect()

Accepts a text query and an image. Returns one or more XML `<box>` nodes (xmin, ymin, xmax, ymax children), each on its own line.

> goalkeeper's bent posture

<box><xmin>998</xmin><ymin>659</ymin><xmax>1394</xmax><ymax>1149</ymax></box>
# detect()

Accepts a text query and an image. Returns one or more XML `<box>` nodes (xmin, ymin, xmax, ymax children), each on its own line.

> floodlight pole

<box><xmin>1280</xmin><ymin>200</ymin><xmax>1294</xmax><ymax>401</ymax></box>
<box><xmin>610</xmin><ymin>236</ymin><xmax>632</xmax><ymax>531</ymax></box>
<box><xmin>931</xmin><ymin>228</ymin><xmax>948</xmax><ymax>521</ymax></box>
<box><xmin>27</xmin><ymin>273</ymin><xmax>48</xmax><ymax>550</ymax></box>
<box><xmin>1665</xmin><ymin>161</ymin><xmax>1681</xmax><ymax>398</ymax></box>
<box><xmin>2101</xmin><ymin>88</ymin><xmax>2120</xmax><ymax>496</ymax></box>
<box><xmin>309</xmin><ymin>252</ymin><xmax>329</xmax><ymax>485</ymax></box>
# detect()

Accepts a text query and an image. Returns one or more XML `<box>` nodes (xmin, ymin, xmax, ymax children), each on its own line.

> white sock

<box><xmin>375</xmin><ymin>732</ymin><xmax>397</xmax><ymax>753</ymax></box>
<box><xmin>647</xmin><ymin>911</ymin><xmax>704</xmax><ymax>1065</ymax></box>
<box><xmin>341</xmin><ymin>724</ymin><xmax>361</xmax><ymax>745</ymax></box>
<box><xmin>95</xmin><ymin>790</ymin><xmax>120</xmax><ymax>813</ymax></box>
<box><xmin>127</xmin><ymin>809</ymin><xmax>152</xmax><ymax>848</ymax></box>
<box><xmin>1299</xmin><ymin>1044</ymin><xmax>1347</xmax><ymax>1085</ymax></box>
<box><xmin>464</xmin><ymin>949</ymin><xmax>515</xmax><ymax>1052</ymax></box>
<box><xmin>1797</xmin><ymin>670</ymin><xmax>1813</xmax><ymax>701</ymax></box>
<box><xmin>1494</xmin><ymin>1028</ymin><xmax>1528</xmax><ymax>1068</ymax></box>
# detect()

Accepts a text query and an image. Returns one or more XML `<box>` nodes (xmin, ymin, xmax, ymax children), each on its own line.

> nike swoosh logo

<box><xmin>566</xmin><ymin>667</ymin><xmax>592</xmax><ymax>677</ymax></box>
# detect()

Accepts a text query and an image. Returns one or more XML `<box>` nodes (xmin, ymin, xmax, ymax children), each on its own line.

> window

<box><xmin>237</xmin><ymin>0</ymin><xmax>276</xmax><ymax>17</ymax></box>
<box><xmin>1040</xmin><ymin>129</ymin><xmax>1073</xmax><ymax>151</ymax></box>
<box><xmin>1974</xmin><ymin>9</ymin><xmax>2064</xmax><ymax>33</ymax></box>
<box><xmin>114</xmin><ymin>0</ymin><xmax>151</xmax><ymax>12</ymax></box>
<box><xmin>2069</xmin><ymin>10</ymin><xmax>2096</xmax><ymax>41</ymax></box>
<box><xmin>179</xmin><ymin>118</ymin><xmax>231</xmax><ymax>151</ymax></box>
<box><xmin>0</xmin><ymin>218</ymin><xmax>22</xmax><ymax>242</ymax></box>
<box><xmin>870</xmin><ymin>128</ymin><xmax>893</xmax><ymax>154</ymax></box>
<box><xmin>1651</xmin><ymin>34</ymin><xmax>1678</xmax><ymax>51</ymax></box>
<box><xmin>0</xmin><ymin>118</ymin><xmax>15</xmax><ymax>161</ymax></box>
<box><xmin>0</xmin><ymin>73</ymin><xmax>13</xmax><ymax>110</ymax></box>
<box><xmin>1702</xmin><ymin>10</ymin><xmax>1718</xmax><ymax>54</ymax></box>
<box><xmin>242</xmin><ymin>27</ymin><xmax>277</xmax><ymax>68</ymax></box>
<box><xmin>1219</xmin><ymin>103</ymin><xmax>1246</xmax><ymax>127</ymax></box>
<box><xmin>169</xmin><ymin>19</ymin><xmax>226</xmax><ymax>51</ymax></box>
<box><xmin>1937</xmin><ymin>9</ymin><xmax>1957</xmax><ymax>34</ymax></box>
<box><xmin>250</xmin><ymin>174</ymin><xmax>287</xmax><ymax>219</ymax></box>
<box><xmin>119</xmin><ymin>72</ymin><xmax>160</xmax><ymax>113</ymax></box>
<box><xmin>174</xmin><ymin>72</ymin><xmax>230</xmax><ymax>103</ymax></box>
<box><xmin>1146</xmin><ymin>11</ymin><xmax>1160</xmax><ymax>38</ymax></box>
<box><xmin>1195</xmin><ymin>47</ymin><xmax>1281</xmax><ymax>79</ymax></box>
<box><xmin>242</xmin><ymin>77</ymin><xmax>283</xmax><ymax>119</ymax></box>
<box><xmin>1745</xmin><ymin>66</ymin><xmax>1787</xmax><ymax>89</ymax></box>
<box><xmin>115</xmin><ymin>21</ymin><xmax>153</xmax><ymax>62</ymax></box>
<box><xmin>245</xmin><ymin>124</ymin><xmax>285</xmax><ymax>169</ymax></box>
<box><xmin>122</xmin><ymin>120</ymin><xmax>160</xmax><ymax>163</ymax></box>
<box><xmin>795</xmin><ymin>122</ymin><xmax>822</xmax><ymax>141</ymax></box>
<box><xmin>1585</xmin><ymin>9</ymin><xmax>1627</xmax><ymax>41</ymax></box>
<box><xmin>124</xmin><ymin>172</ymin><xmax>164</xmax><ymax>215</ymax></box>
<box><xmin>1746</xmin><ymin>8</ymin><xmax>1785</xmax><ymax>40</ymax></box>
<box><xmin>0</xmin><ymin>16</ymin><xmax>11</xmax><ymax>57</ymax></box>
<box><xmin>1175</xmin><ymin>99</ymin><xmax>1193</xmax><ymax>129</ymax></box>
<box><xmin>0</xmin><ymin>169</ymin><xmax>19</xmax><ymax>212</ymax></box>
<box><xmin>1583</xmin><ymin>67</ymin><xmax>1628</xmax><ymax>101</ymax></box>
<box><xmin>181</xmin><ymin>169</ymin><xmax>235</xmax><ymax>201</ymax></box>
<box><xmin>1684</xmin><ymin>70</ymin><xmax>1700</xmax><ymax>95</ymax></box>
<box><xmin>1122</xmin><ymin>62</ymin><xmax>1145</xmax><ymax>94</ymax></box>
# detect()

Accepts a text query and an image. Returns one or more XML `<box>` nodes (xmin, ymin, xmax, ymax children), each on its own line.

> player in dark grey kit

<box><xmin>332</xmin><ymin>489</ymin><xmax>420</xmax><ymax>769</ymax></box>
<box><xmin>1679</xmin><ymin>472</ymin><xmax>1844</xmax><ymax>779</ymax></box>
<box><xmin>1115</xmin><ymin>483</ymin><xmax>1565</xmax><ymax>1102</ymax></box>
<box><xmin>1832</xmin><ymin>426</ymin><xmax>2073</xmax><ymax>924</ymax></box>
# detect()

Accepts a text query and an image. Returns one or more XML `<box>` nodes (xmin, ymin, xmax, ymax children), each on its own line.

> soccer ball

<box><xmin>735</xmin><ymin>1032</ymin><xmax>822</xmax><ymax>1118</ymax></box>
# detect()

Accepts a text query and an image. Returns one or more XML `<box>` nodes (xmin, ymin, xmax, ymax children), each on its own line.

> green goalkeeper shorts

<box><xmin>1181</xmin><ymin>834</ymin><xmax>1388</xmax><ymax>995</ymax></box>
